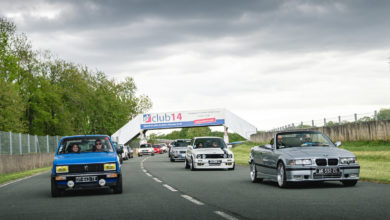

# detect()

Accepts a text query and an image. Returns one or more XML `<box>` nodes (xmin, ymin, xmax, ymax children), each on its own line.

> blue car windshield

<box><xmin>57</xmin><ymin>137</ymin><xmax>114</xmax><ymax>154</ymax></box>
<box><xmin>276</xmin><ymin>132</ymin><xmax>331</xmax><ymax>149</ymax></box>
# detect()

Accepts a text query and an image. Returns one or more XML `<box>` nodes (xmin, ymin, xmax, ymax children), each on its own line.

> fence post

<box><xmin>324</xmin><ymin>118</ymin><xmax>327</xmax><ymax>126</ymax></box>
<box><xmin>19</xmin><ymin>133</ymin><xmax>22</xmax><ymax>155</ymax></box>
<box><xmin>312</xmin><ymin>120</ymin><xmax>314</xmax><ymax>127</ymax></box>
<box><xmin>354</xmin><ymin>113</ymin><xmax>357</xmax><ymax>123</ymax></box>
<box><xmin>28</xmin><ymin>134</ymin><xmax>31</xmax><ymax>153</ymax></box>
<box><xmin>374</xmin><ymin>110</ymin><xmax>378</xmax><ymax>121</ymax></box>
<box><xmin>338</xmin><ymin>116</ymin><xmax>341</xmax><ymax>125</ymax></box>
<box><xmin>46</xmin><ymin>135</ymin><xmax>49</xmax><ymax>153</ymax></box>
<box><xmin>35</xmin><ymin>135</ymin><xmax>38</xmax><ymax>153</ymax></box>
<box><xmin>10</xmin><ymin>131</ymin><xmax>13</xmax><ymax>155</ymax></box>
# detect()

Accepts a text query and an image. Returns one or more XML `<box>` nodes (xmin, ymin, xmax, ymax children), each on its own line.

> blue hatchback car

<box><xmin>51</xmin><ymin>135</ymin><xmax>123</xmax><ymax>197</ymax></box>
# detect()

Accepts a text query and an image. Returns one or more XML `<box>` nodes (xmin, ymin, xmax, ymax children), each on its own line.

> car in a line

<box><xmin>120</xmin><ymin>144</ymin><xmax>129</xmax><ymax>160</ymax></box>
<box><xmin>51</xmin><ymin>135</ymin><xmax>123</xmax><ymax>197</ymax></box>
<box><xmin>153</xmin><ymin>144</ymin><xmax>163</xmax><ymax>154</ymax></box>
<box><xmin>160</xmin><ymin>143</ymin><xmax>168</xmax><ymax>153</ymax></box>
<box><xmin>185</xmin><ymin>137</ymin><xmax>235</xmax><ymax>170</ymax></box>
<box><xmin>170</xmin><ymin>139</ymin><xmax>191</xmax><ymax>162</ymax></box>
<box><xmin>249</xmin><ymin>130</ymin><xmax>360</xmax><ymax>188</ymax></box>
<box><xmin>138</xmin><ymin>143</ymin><xmax>155</xmax><ymax>156</ymax></box>
<box><xmin>126</xmin><ymin>146</ymin><xmax>134</xmax><ymax>158</ymax></box>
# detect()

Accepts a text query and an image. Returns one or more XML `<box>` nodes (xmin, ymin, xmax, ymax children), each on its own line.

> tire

<box><xmin>113</xmin><ymin>175</ymin><xmax>123</xmax><ymax>194</ymax></box>
<box><xmin>170</xmin><ymin>156</ymin><xmax>174</xmax><ymax>162</ymax></box>
<box><xmin>342</xmin><ymin>180</ymin><xmax>358</xmax><ymax>187</ymax></box>
<box><xmin>228</xmin><ymin>163</ymin><xmax>235</xmax><ymax>171</ymax></box>
<box><xmin>190</xmin><ymin>158</ymin><xmax>196</xmax><ymax>171</ymax></box>
<box><xmin>277</xmin><ymin>162</ymin><xmax>288</xmax><ymax>188</ymax></box>
<box><xmin>152</xmin><ymin>153</ymin><xmax>155</xmax><ymax>156</ymax></box>
<box><xmin>51</xmin><ymin>178</ymin><xmax>61</xmax><ymax>197</ymax></box>
<box><xmin>185</xmin><ymin>158</ymin><xmax>190</xmax><ymax>169</ymax></box>
<box><xmin>250</xmin><ymin>162</ymin><xmax>262</xmax><ymax>183</ymax></box>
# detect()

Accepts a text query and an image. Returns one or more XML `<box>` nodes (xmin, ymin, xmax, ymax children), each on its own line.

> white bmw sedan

<box><xmin>185</xmin><ymin>137</ymin><xmax>235</xmax><ymax>170</ymax></box>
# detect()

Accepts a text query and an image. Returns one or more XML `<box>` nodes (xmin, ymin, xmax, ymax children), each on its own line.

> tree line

<box><xmin>0</xmin><ymin>17</ymin><xmax>152</xmax><ymax>136</ymax></box>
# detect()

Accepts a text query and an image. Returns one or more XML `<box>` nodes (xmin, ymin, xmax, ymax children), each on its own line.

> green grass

<box><xmin>0</xmin><ymin>167</ymin><xmax>51</xmax><ymax>185</ymax></box>
<box><xmin>231</xmin><ymin>141</ymin><xmax>390</xmax><ymax>184</ymax></box>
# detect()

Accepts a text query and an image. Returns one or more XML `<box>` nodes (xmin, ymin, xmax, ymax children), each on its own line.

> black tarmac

<box><xmin>0</xmin><ymin>154</ymin><xmax>389</xmax><ymax>220</ymax></box>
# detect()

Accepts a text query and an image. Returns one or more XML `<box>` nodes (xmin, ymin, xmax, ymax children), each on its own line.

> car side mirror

<box><xmin>335</xmin><ymin>141</ymin><xmax>342</xmax><ymax>147</ymax></box>
<box><xmin>227</xmin><ymin>144</ymin><xmax>232</xmax><ymax>148</ymax></box>
<box><xmin>264</xmin><ymin>144</ymin><xmax>273</xmax><ymax>150</ymax></box>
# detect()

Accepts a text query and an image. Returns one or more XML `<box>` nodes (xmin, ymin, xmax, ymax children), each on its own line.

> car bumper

<box><xmin>139</xmin><ymin>151</ymin><xmax>153</xmax><ymax>155</ymax></box>
<box><xmin>193</xmin><ymin>159</ymin><xmax>235</xmax><ymax>169</ymax></box>
<box><xmin>285</xmin><ymin>166</ymin><xmax>360</xmax><ymax>182</ymax></box>
<box><xmin>52</xmin><ymin>172</ymin><xmax>121</xmax><ymax>190</ymax></box>
<box><xmin>172</xmin><ymin>153</ymin><xmax>186</xmax><ymax>161</ymax></box>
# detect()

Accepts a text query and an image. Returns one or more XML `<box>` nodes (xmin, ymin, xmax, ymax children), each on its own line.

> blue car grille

<box><xmin>69</xmin><ymin>164</ymin><xmax>104</xmax><ymax>173</ymax></box>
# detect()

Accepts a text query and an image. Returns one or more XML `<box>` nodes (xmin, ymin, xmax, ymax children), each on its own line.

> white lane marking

<box><xmin>142</xmin><ymin>169</ymin><xmax>147</xmax><ymax>172</ymax></box>
<box><xmin>214</xmin><ymin>211</ymin><xmax>239</xmax><ymax>220</ymax></box>
<box><xmin>153</xmin><ymin>177</ymin><xmax>162</xmax><ymax>183</ymax></box>
<box><xmin>181</xmin><ymin>194</ymin><xmax>204</xmax><ymax>205</ymax></box>
<box><xmin>145</xmin><ymin>173</ymin><xmax>152</xmax><ymax>177</ymax></box>
<box><xmin>0</xmin><ymin>171</ymin><xmax>49</xmax><ymax>189</ymax></box>
<box><xmin>163</xmin><ymin>184</ymin><xmax>178</xmax><ymax>192</ymax></box>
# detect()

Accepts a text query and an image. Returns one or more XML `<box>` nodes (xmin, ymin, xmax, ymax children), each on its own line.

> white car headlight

<box><xmin>196</xmin><ymin>154</ymin><xmax>202</xmax><ymax>159</ymax></box>
<box><xmin>227</xmin><ymin>154</ymin><xmax>233</xmax><ymax>158</ymax></box>
<box><xmin>340</xmin><ymin>157</ymin><xmax>357</xmax><ymax>164</ymax></box>
<box><xmin>289</xmin><ymin>159</ymin><xmax>312</xmax><ymax>165</ymax></box>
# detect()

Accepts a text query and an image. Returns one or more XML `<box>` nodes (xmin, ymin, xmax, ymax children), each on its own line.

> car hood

<box><xmin>193</xmin><ymin>148</ymin><xmax>231</xmax><ymax>155</ymax></box>
<box><xmin>54</xmin><ymin>152</ymin><xmax>118</xmax><ymax>165</ymax></box>
<box><xmin>280</xmin><ymin>147</ymin><xmax>355</xmax><ymax>158</ymax></box>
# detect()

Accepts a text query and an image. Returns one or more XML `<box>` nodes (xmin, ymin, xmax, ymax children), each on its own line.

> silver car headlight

<box><xmin>289</xmin><ymin>159</ymin><xmax>312</xmax><ymax>165</ymax></box>
<box><xmin>227</xmin><ymin>154</ymin><xmax>233</xmax><ymax>158</ymax></box>
<box><xmin>340</xmin><ymin>157</ymin><xmax>357</xmax><ymax>164</ymax></box>
<box><xmin>196</xmin><ymin>154</ymin><xmax>202</xmax><ymax>159</ymax></box>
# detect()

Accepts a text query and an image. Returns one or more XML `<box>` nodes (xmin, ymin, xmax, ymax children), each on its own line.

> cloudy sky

<box><xmin>2</xmin><ymin>0</ymin><xmax>390</xmax><ymax>131</ymax></box>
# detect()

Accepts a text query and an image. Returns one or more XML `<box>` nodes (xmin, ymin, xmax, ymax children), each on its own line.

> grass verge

<box><xmin>231</xmin><ymin>141</ymin><xmax>390</xmax><ymax>184</ymax></box>
<box><xmin>0</xmin><ymin>167</ymin><xmax>51</xmax><ymax>185</ymax></box>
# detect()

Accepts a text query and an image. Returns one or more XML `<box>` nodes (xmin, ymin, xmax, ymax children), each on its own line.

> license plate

<box><xmin>75</xmin><ymin>176</ymin><xmax>97</xmax><ymax>183</ymax></box>
<box><xmin>316</xmin><ymin>168</ymin><xmax>340</xmax><ymax>175</ymax></box>
<box><xmin>209</xmin><ymin>160</ymin><xmax>222</xmax><ymax>164</ymax></box>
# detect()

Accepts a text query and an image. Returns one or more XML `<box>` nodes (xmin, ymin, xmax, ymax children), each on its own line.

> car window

<box><xmin>174</xmin><ymin>141</ymin><xmax>190</xmax><ymax>147</ymax></box>
<box><xmin>276</xmin><ymin>132</ymin><xmax>331</xmax><ymax>149</ymax></box>
<box><xmin>193</xmin><ymin>138</ymin><xmax>227</xmax><ymax>149</ymax></box>
<box><xmin>57</xmin><ymin>137</ymin><xmax>114</xmax><ymax>154</ymax></box>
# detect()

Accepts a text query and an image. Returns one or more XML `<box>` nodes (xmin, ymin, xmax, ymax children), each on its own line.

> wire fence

<box><xmin>0</xmin><ymin>131</ymin><xmax>61</xmax><ymax>155</ymax></box>
<box><xmin>269</xmin><ymin>110</ymin><xmax>379</xmax><ymax>132</ymax></box>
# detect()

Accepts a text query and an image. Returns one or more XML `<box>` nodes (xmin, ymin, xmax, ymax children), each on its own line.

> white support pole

<box><xmin>19</xmin><ymin>133</ymin><xmax>22</xmax><ymax>155</ymax></box>
<box><xmin>324</xmin><ymin>118</ymin><xmax>327</xmax><ymax>127</ymax></box>
<box><xmin>139</xmin><ymin>130</ymin><xmax>147</xmax><ymax>145</ymax></box>
<box><xmin>312</xmin><ymin>120</ymin><xmax>314</xmax><ymax>127</ymax></box>
<box><xmin>374</xmin><ymin>110</ymin><xmax>378</xmax><ymax>121</ymax></box>
<box><xmin>35</xmin><ymin>135</ymin><xmax>38</xmax><ymax>153</ymax></box>
<box><xmin>338</xmin><ymin>116</ymin><xmax>341</xmax><ymax>125</ymax></box>
<box><xmin>223</xmin><ymin>126</ymin><xmax>229</xmax><ymax>144</ymax></box>
<box><xmin>28</xmin><ymin>134</ymin><xmax>31</xmax><ymax>153</ymax></box>
<box><xmin>354</xmin><ymin>113</ymin><xmax>358</xmax><ymax>123</ymax></box>
<box><xmin>10</xmin><ymin>132</ymin><xmax>13</xmax><ymax>155</ymax></box>
<box><xmin>46</xmin><ymin>135</ymin><xmax>49</xmax><ymax>153</ymax></box>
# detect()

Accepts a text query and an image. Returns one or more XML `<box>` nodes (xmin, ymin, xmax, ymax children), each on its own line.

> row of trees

<box><xmin>0</xmin><ymin>17</ymin><xmax>152</xmax><ymax>136</ymax></box>
<box><xmin>149</xmin><ymin>127</ymin><xmax>246</xmax><ymax>143</ymax></box>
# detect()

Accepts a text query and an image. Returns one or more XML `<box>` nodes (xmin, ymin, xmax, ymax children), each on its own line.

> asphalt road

<box><xmin>1</xmin><ymin>154</ymin><xmax>389</xmax><ymax>220</ymax></box>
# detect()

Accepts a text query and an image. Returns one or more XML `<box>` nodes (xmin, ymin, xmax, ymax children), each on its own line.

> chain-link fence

<box><xmin>270</xmin><ymin>111</ymin><xmax>379</xmax><ymax>132</ymax></box>
<box><xmin>0</xmin><ymin>131</ymin><xmax>61</xmax><ymax>155</ymax></box>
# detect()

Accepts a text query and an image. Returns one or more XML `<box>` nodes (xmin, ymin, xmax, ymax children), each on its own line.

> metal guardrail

<box><xmin>0</xmin><ymin>131</ymin><xmax>61</xmax><ymax>155</ymax></box>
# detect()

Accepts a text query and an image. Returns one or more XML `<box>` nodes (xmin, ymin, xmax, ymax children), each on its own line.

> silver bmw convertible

<box><xmin>249</xmin><ymin>131</ymin><xmax>360</xmax><ymax>187</ymax></box>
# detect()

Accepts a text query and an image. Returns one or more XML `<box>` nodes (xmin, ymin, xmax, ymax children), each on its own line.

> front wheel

<box><xmin>51</xmin><ymin>178</ymin><xmax>61</xmax><ymax>197</ymax></box>
<box><xmin>342</xmin><ymin>180</ymin><xmax>358</xmax><ymax>187</ymax></box>
<box><xmin>277</xmin><ymin>162</ymin><xmax>288</xmax><ymax>188</ymax></box>
<box><xmin>113</xmin><ymin>175</ymin><xmax>123</xmax><ymax>194</ymax></box>
<box><xmin>228</xmin><ymin>163</ymin><xmax>235</xmax><ymax>171</ymax></box>
<box><xmin>190</xmin><ymin>158</ymin><xmax>197</xmax><ymax>171</ymax></box>
<box><xmin>250</xmin><ymin>162</ymin><xmax>262</xmax><ymax>183</ymax></box>
<box><xmin>185</xmin><ymin>158</ymin><xmax>190</xmax><ymax>169</ymax></box>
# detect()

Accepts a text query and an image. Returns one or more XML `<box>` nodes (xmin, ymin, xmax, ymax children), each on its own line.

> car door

<box><xmin>252</xmin><ymin>146</ymin><xmax>266</xmax><ymax>174</ymax></box>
